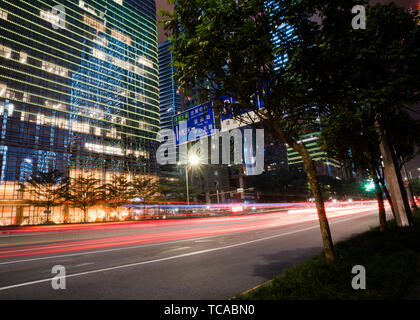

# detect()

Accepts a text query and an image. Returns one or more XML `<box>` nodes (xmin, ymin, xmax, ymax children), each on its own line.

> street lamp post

<box><xmin>183</xmin><ymin>153</ymin><xmax>200</xmax><ymax>205</ymax></box>
<box><xmin>186</xmin><ymin>164</ymin><xmax>190</xmax><ymax>205</ymax></box>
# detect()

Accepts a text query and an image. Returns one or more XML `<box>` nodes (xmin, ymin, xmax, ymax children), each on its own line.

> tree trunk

<box><xmin>46</xmin><ymin>205</ymin><xmax>50</xmax><ymax>223</ymax></box>
<box><xmin>367</xmin><ymin>155</ymin><xmax>387</xmax><ymax>232</ymax></box>
<box><xmin>378</xmin><ymin>177</ymin><xmax>395</xmax><ymax>219</ymax></box>
<box><xmin>299</xmin><ymin>145</ymin><xmax>336</xmax><ymax>263</ymax></box>
<box><xmin>270</xmin><ymin>122</ymin><xmax>335</xmax><ymax>262</ymax></box>
<box><xmin>375</xmin><ymin>119</ymin><xmax>413</xmax><ymax>226</ymax></box>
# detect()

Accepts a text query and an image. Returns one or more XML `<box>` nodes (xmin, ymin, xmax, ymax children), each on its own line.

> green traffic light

<box><xmin>364</xmin><ymin>181</ymin><xmax>375</xmax><ymax>192</ymax></box>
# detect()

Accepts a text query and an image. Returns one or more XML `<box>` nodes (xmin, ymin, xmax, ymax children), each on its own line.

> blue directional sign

<box><xmin>220</xmin><ymin>94</ymin><xmax>264</xmax><ymax>120</ymax></box>
<box><xmin>173</xmin><ymin>102</ymin><xmax>216</xmax><ymax>145</ymax></box>
<box><xmin>219</xmin><ymin>95</ymin><xmax>265</xmax><ymax>132</ymax></box>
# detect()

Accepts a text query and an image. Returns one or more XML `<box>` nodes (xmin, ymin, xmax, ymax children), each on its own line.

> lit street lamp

<box><xmin>186</xmin><ymin>154</ymin><xmax>200</xmax><ymax>205</ymax></box>
<box><xmin>178</xmin><ymin>153</ymin><xmax>200</xmax><ymax>205</ymax></box>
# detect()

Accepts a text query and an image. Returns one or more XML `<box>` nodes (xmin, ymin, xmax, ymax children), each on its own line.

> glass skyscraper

<box><xmin>267</xmin><ymin>0</ymin><xmax>295</xmax><ymax>70</ymax></box>
<box><xmin>158</xmin><ymin>40</ymin><xmax>180</xmax><ymax>130</ymax></box>
<box><xmin>0</xmin><ymin>0</ymin><xmax>159</xmax><ymax>225</ymax></box>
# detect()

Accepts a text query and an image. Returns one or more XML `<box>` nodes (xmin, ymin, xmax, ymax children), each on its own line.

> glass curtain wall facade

<box><xmin>267</xmin><ymin>0</ymin><xmax>294</xmax><ymax>70</ymax></box>
<box><xmin>158</xmin><ymin>40</ymin><xmax>180</xmax><ymax>130</ymax></box>
<box><xmin>0</xmin><ymin>0</ymin><xmax>159</xmax><ymax>225</ymax></box>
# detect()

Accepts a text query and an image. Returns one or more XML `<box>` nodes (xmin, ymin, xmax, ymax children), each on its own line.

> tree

<box><xmin>105</xmin><ymin>175</ymin><xmax>135</xmax><ymax>218</ymax></box>
<box><xmin>411</xmin><ymin>178</ymin><xmax>420</xmax><ymax>196</ymax></box>
<box><xmin>67</xmin><ymin>175</ymin><xmax>103</xmax><ymax>222</ymax></box>
<box><xmin>23</xmin><ymin>169</ymin><xmax>68</xmax><ymax>223</ymax></box>
<box><xmin>161</xmin><ymin>0</ymin><xmax>337</xmax><ymax>262</ymax></box>
<box><xmin>292</xmin><ymin>1</ymin><xmax>420</xmax><ymax>226</ymax></box>
<box><xmin>131</xmin><ymin>176</ymin><xmax>159</xmax><ymax>201</ymax></box>
<box><xmin>249</xmin><ymin>167</ymin><xmax>309</xmax><ymax>202</ymax></box>
<box><xmin>318</xmin><ymin>110</ymin><xmax>389</xmax><ymax>231</ymax></box>
<box><xmin>156</xmin><ymin>178</ymin><xmax>199</xmax><ymax>202</ymax></box>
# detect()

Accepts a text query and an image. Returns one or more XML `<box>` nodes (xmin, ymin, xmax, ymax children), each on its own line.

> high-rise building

<box><xmin>0</xmin><ymin>0</ymin><xmax>159</xmax><ymax>224</ymax></box>
<box><xmin>286</xmin><ymin>131</ymin><xmax>343</xmax><ymax>177</ymax></box>
<box><xmin>158</xmin><ymin>40</ymin><xmax>180</xmax><ymax>130</ymax></box>
<box><xmin>267</xmin><ymin>0</ymin><xmax>295</xmax><ymax>70</ymax></box>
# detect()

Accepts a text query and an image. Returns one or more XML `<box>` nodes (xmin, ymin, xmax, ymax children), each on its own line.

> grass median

<box><xmin>234</xmin><ymin>209</ymin><xmax>420</xmax><ymax>300</ymax></box>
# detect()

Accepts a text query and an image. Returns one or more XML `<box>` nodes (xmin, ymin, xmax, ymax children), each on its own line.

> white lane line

<box><xmin>0</xmin><ymin>212</ymin><xmax>376</xmax><ymax>292</ymax></box>
<box><xmin>0</xmin><ymin>234</ymin><xmax>225</xmax><ymax>266</ymax></box>
<box><xmin>73</xmin><ymin>262</ymin><xmax>94</xmax><ymax>268</ymax></box>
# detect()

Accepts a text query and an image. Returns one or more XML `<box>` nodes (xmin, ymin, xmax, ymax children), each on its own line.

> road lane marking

<box><xmin>0</xmin><ymin>234</ymin><xmax>225</xmax><ymax>266</ymax></box>
<box><xmin>0</xmin><ymin>212</ymin><xmax>377</xmax><ymax>292</ymax></box>
<box><xmin>73</xmin><ymin>262</ymin><xmax>95</xmax><ymax>268</ymax></box>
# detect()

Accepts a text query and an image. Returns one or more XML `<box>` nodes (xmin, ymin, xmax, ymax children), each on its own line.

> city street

<box><xmin>0</xmin><ymin>203</ymin><xmax>389</xmax><ymax>299</ymax></box>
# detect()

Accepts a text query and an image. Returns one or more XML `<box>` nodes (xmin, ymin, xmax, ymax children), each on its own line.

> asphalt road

<box><xmin>0</xmin><ymin>204</ymin><xmax>389</xmax><ymax>299</ymax></box>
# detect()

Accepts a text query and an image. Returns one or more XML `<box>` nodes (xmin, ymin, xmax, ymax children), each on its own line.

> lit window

<box><xmin>42</xmin><ymin>61</ymin><xmax>68</xmax><ymax>77</ymax></box>
<box><xmin>113</xmin><ymin>0</ymin><xmax>123</xmax><ymax>5</ymax></box>
<box><xmin>137</xmin><ymin>56</ymin><xmax>153</xmax><ymax>68</ymax></box>
<box><xmin>0</xmin><ymin>86</ymin><xmax>16</xmax><ymax>99</ymax></box>
<box><xmin>135</xmin><ymin>93</ymin><xmax>147</xmax><ymax>103</ymax></box>
<box><xmin>22</xmin><ymin>92</ymin><xmax>30</xmax><ymax>102</ymax></box>
<box><xmin>79</xmin><ymin>0</ymin><xmax>98</xmax><ymax>17</ymax></box>
<box><xmin>111</xmin><ymin>28</ymin><xmax>131</xmax><ymax>45</ymax></box>
<box><xmin>0</xmin><ymin>100</ymin><xmax>14</xmax><ymax>116</ymax></box>
<box><xmin>40</xmin><ymin>10</ymin><xmax>60</xmax><ymax>26</ymax></box>
<box><xmin>0</xmin><ymin>82</ymin><xmax>7</xmax><ymax>97</ymax></box>
<box><xmin>45</xmin><ymin>100</ymin><xmax>64</xmax><ymax>110</ymax></box>
<box><xmin>84</xmin><ymin>14</ymin><xmax>105</xmax><ymax>33</ymax></box>
<box><xmin>92</xmin><ymin>48</ymin><xmax>106</xmax><ymax>60</ymax></box>
<box><xmin>93</xmin><ymin>36</ymin><xmax>108</xmax><ymax>47</ymax></box>
<box><xmin>19</xmin><ymin>51</ymin><xmax>27</xmax><ymax>64</ymax></box>
<box><xmin>0</xmin><ymin>10</ymin><xmax>7</xmax><ymax>20</ymax></box>
<box><xmin>0</xmin><ymin>43</ymin><xmax>12</xmax><ymax>59</ymax></box>
<box><xmin>92</xmin><ymin>49</ymin><xmax>144</xmax><ymax>75</ymax></box>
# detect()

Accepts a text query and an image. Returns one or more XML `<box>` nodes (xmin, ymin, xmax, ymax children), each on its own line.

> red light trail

<box><xmin>0</xmin><ymin>202</ymin><xmax>384</xmax><ymax>260</ymax></box>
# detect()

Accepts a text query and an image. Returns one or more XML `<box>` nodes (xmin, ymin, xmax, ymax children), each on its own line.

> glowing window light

<box><xmin>0</xmin><ymin>43</ymin><xmax>12</xmax><ymax>59</ymax></box>
<box><xmin>42</xmin><ymin>61</ymin><xmax>68</xmax><ymax>77</ymax></box>
<box><xmin>111</xmin><ymin>28</ymin><xmax>131</xmax><ymax>46</ymax></box>
<box><xmin>0</xmin><ymin>10</ymin><xmax>7</xmax><ymax>20</ymax></box>
<box><xmin>79</xmin><ymin>0</ymin><xmax>98</xmax><ymax>17</ymax></box>
<box><xmin>83</xmin><ymin>14</ymin><xmax>105</xmax><ymax>33</ymax></box>
<box><xmin>0</xmin><ymin>82</ymin><xmax>6</xmax><ymax>96</ymax></box>
<box><xmin>40</xmin><ymin>10</ymin><xmax>60</xmax><ymax>26</ymax></box>
<box><xmin>0</xmin><ymin>101</ymin><xmax>14</xmax><ymax>116</ymax></box>
<box><xmin>85</xmin><ymin>143</ymin><xmax>124</xmax><ymax>156</ymax></box>
<box><xmin>137</xmin><ymin>56</ymin><xmax>154</xmax><ymax>69</ymax></box>
<box><xmin>20</xmin><ymin>51</ymin><xmax>27</xmax><ymax>63</ymax></box>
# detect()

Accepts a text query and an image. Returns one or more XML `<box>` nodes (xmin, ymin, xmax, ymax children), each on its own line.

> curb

<box><xmin>230</xmin><ymin>279</ymin><xmax>274</xmax><ymax>300</ymax></box>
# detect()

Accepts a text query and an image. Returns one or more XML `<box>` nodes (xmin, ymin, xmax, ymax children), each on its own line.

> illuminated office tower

<box><xmin>286</xmin><ymin>132</ymin><xmax>342</xmax><ymax>177</ymax></box>
<box><xmin>158</xmin><ymin>40</ymin><xmax>181</xmax><ymax>130</ymax></box>
<box><xmin>0</xmin><ymin>0</ymin><xmax>159</xmax><ymax>224</ymax></box>
<box><xmin>267</xmin><ymin>0</ymin><xmax>295</xmax><ymax>70</ymax></box>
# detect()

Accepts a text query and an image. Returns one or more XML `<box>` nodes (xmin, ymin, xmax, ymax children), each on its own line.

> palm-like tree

<box><xmin>24</xmin><ymin>169</ymin><xmax>69</xmax><ymax>223</ymax></box>
<box><xmin>105</xmin><ymin>175</ymin><xmax>135</xmax><ymax>219</ymax></box>
<box><xmin>67</xmin><ymin>175</ymin><xmax>103</xmax><ymax>222</ymax></box>
<box><xmin>131</xmin><ymin>177</ymin><xmax>159</xmax><ymax>202</ymax></box>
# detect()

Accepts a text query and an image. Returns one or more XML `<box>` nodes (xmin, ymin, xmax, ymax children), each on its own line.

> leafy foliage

<box><xmin>66</xmin><ymin>175</ymin><xmax>103</xmax><ymax>222</ymax></box>
<box><xmin>131</xmin><ymin>177</ymin><xmax>159</xmax><ymax>201</ymax></box>
<box><xmin>105</xmin><ymin>175</ymin><xmax>135</xmax><ymax>209</ymax></box>
<box><xmin>23</xmin><ymin>169</ymin><xmax>69</xmax><ymax>222</ymax></box>
<box><xmin>156</xmin><ymin>178</ymin><xmax>199</xmax><ymax>202</ymax></box>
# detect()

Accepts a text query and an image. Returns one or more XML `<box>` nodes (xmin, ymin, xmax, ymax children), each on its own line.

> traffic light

<box><xmin>363</xmin><ymin>180</ymin><xmax>375</xmax><ymax>192</ymax></box>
